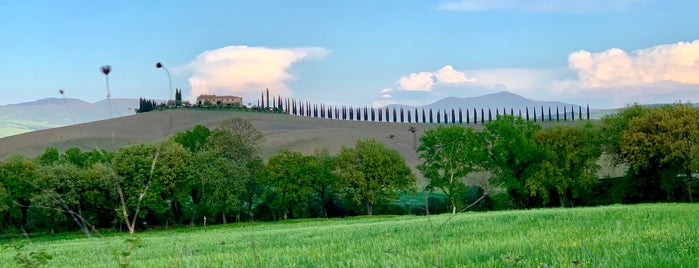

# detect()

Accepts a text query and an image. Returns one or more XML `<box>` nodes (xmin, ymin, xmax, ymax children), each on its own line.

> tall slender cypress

<box><xmin>586</xmin><ymin>104</ymin><xmax>590</xmax><ymax>120</ymax></box>
<box><xmin>459</xmin><ymin>108</ymin><xmax>463</xmax><ymax>124</ymax></box>
<box><xmin>526</xmin><ymin>107</ymin><xmax>529</xmax><ymax>121</ymax></box>
<box><xmin>481</xmin><ymin>108</ymin><xmax>485</xmax><ymax>124</ymax></box>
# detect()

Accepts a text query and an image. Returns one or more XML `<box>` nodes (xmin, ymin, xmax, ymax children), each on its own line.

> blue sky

<box><xmin>1</xmin><ymin>0</ymin><xmax>698</xmax><ymax>108</ymax></box>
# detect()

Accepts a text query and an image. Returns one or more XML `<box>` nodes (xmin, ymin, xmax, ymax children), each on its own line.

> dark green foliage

<box><xmin>335</xmin><ymin>139</ymin><xmax>416</xmax><ymax>215</ymax></box>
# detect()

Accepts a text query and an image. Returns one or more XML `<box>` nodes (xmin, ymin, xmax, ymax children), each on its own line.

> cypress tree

<box><xmin>378</xmin><ymin>107</ymin><xmax>383</xmax><ymax>121</ymax></box>
<box><xmin>422</xmin><ymin>109</ymin><xmax>426</xmax><ymax>123</ymax></box>
<box><xmin>451</xmin><ymin>109</ymin><xmax>456</xmax><ymax>124</ymax></box>
<box><xmin>400</xmin><ymin>108</ymin><xmax>404</xmax><ymax>122</ymax></box>
<box><xmin>459</xmin><ymin>108</ymin><xmax>463</xmax><ymax>124</ymax></box>
<box><xmin>429</xmin><ymin>109</ymin><xmax>433</xmax><ymax>123</ymax></box>
<box><xmin>473</xmin><ymin>108</ymin><xmax>477</xmax><ymax>124</ymax></box>
<box><xmin>488</xmin><ymin>108</ymin><xmax>492</xmax><ymax>122</ymax></box>
<box><xmin>481</xmin><ymin>108</ymin><xmax>485</xmax><ymax>124</ymax></box>
<box><xmin>556</xmin><ymin>106</ymin><xmax>560</xmax><ymax>121</ymax></box>
<box><xmin>548</xmin><ymin>107</ymin><xmax>552</xmax><ymax>121</ymax></box>
<box><xmin>526</xmin><ymin>107</ymin><xmax>529</xmax><ymax>121</ymax></box>
<box><xmin>437</xmin><ymin>110</ymin><xmax>441</xmax><ymax>123</ymax></box>
<box><xmin>579</xmin><ymin>105</ymin><xmax>583</xmax><ymax>121</ymax></box>
<box><xmin>466</xmin><ymin>109</ymin><xmax>470</xmax><ymax>124</ymax></box>
<box><xmin>533</xmin><ymin>107</ymin><xmax>537</xmax><ymax>122</ymax></box>
<box><xmin>586</xmin><ymin>104</ymin><xmax>590</xmax><ymax>120</ymax></box>
<box><xmin>564</xmin><ymin>106</ymin><xmax>567</xmax><ymax>121</ymax></box>
<box><xmin>541</xmin><ymin>106</ymin><xmax>544</xmax><ymax>122</ymax></box>
<box><xmin>414</xmin><ymin>108</ymin><xmax>419</xmax><ymax>124</ymax></box>
<box><xmin>407</xmin><ymin>109</ymin><xmax>412</xmax><ymax>123</ymax></box>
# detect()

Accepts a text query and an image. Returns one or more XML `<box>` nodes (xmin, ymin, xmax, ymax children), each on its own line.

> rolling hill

<box><xmin>0</xmin><ymin>98</ymin><xmax>138</xmax><ymax>138</ymax></box>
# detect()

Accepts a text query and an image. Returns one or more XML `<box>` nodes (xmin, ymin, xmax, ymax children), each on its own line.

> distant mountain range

<box><xmin>388</xmin><ymin>91</ymin><xmax>587</xmax><ymax>111</ymax></box>
<box><xmin>0</xmin><ymin>98</ymin><xmax>138</xmax><ymax>138</ymax></box>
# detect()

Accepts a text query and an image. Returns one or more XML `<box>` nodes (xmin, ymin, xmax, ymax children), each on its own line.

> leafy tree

<box><xmin>261</xmin><ymin>150</ymin><xmax>314</xmax><ymax>220</ymax></box>
<box><xmin>335</xmin><ymin>139</ymin><xmax>416</xmax><ymax>215</ymax></box>
<box><xmin>214</xmin><ymin>117</ymin><xmax>265</xmax><ymax>219</ymax></box>
<box><xmin>171</xmin><ymin>125</ymin><xmax>211</xmax><ymax>153</ymax></box>
<box><xmin>187</xmin><ymin>149</ymin><xmax>248</xmax><ymax>224</ymax></box>
<box><xmin>654</xmin><ymin>103</ymin><xmax>699</xmax><ymax>202</ymax></box>
<box><xmin>105</xmin><ymin>141</ymin><xmax>189</xmax><ymax>235</ymax></box>
<box><xmin>483</xmin><ymin>115</ymin><xmax>544</xmax><ymax>208</ymax></box>
<box><xmin>307</xmin><ymin>148</ymin><xmax>337</xmax><ymax>217</ymax></box>
<box><xmin>417</xmin><ymin>126</ymin><xmax>486</xmax><ymax>214</ymax></box>
<box><xmin>530</xmin><ymin>122</ymin><xmax>602</xmax><ymax>206</ymax></box>
<box><xmin>0</xmin><ymin>182</ymin><xmax>8</xmax><ymax>213</ymax></box>
<box><xmin>621</xmin><ymin>104</ymin><xmax>699</xmax><ymax>202</ymax></box>
<box><xmin>36</xmin><ymin>148</ymin><xmax>59</xmax><ymax>166</ymax></box>
<box><xmin>31</xmin><ymin>163</ymin><xmax>94</xmax><ymax>237</ymax></box>
<box><xmin>0</xmin><ymin>156</ymin><xmax>38</xmax><ymax>230</ymax></box>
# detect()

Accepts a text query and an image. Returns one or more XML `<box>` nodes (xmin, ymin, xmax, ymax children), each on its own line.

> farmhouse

<box><xmin>196</xmin><ymin>94</ymin><xmax>243</xmax><ymax>107</ymax></box>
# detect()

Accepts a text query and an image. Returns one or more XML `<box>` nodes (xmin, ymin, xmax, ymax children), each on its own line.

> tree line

<box><xmin>0</xmin><ymin>118</ymin><xmax>416</xmax><ymax>235</ymax></box>
<box><xmin>1</xmin><ymin>103</ymin><xmax>697</xmax><ymax>236</ymax></box>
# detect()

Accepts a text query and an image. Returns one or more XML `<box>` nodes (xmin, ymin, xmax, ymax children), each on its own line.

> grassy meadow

<box><xmin>2</xmin><ymin>203</ymin><xmax>697</xmax><ymax>267</ymax></box>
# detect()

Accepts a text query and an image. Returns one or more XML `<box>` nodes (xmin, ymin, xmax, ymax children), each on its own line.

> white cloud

<box><xmin>435</xmin><ymin>65</ymin><xmax>477</xmax><ymax>83</ymax></box>
<box><xmin>184</xmin><ymin>45</ymin><xmax>328</xmax><ymax>102</ymax></box>
<box><xmin>569</xmin><ymin>40</ymin><xmax>699</xmax><ymax>88</ymax></box>
<box><xmin>438</xmin><ymin>0</ymin><xmax>646</xmax><ymax>13</ymax></box>
<box><xmin>395</xmin><ymin>65</ymin><xmax>476</xmax><ymax>91</ymax></box>
<box><xmin>397</xmin><ymin>72</ymin><xmax>435</xmax><ymax>91</ymax></box>
<box><xmin>380</xmin><ymin>88</ymin><xmax>393</xmax><ymax>94</ymax></box>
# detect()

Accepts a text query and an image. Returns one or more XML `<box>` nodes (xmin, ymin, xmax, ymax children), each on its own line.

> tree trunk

<box><xmin>222</xmin><ymin>212</ymin><xmax>227</xmax><ymax>224</ymax></box>
<box><xmin>451</xmin><ymin>204</ymin><xmax>456</xmax><ymax>214</ymax></box>
<box><xmin>366</xmin><ymin>202</ymin><xmax>373</xmax><ymax>216</ymax></box>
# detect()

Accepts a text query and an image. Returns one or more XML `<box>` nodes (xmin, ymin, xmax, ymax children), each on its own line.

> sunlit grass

<box><xmin>1</xmin><ymin>203</ymin><xmax>697</xmax><ymax>267</ymax></box>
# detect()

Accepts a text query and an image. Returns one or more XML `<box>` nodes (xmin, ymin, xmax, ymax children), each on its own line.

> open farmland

<box><xmin>1</xmin><ymin>203</ymin><xmax>696</xmax><ymax>267</ymax></box>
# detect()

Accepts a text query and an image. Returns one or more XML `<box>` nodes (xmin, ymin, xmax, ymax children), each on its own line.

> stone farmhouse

<box><xmin>196</xmin><ymin>94</ymin><xmax>243</xmax><ymax>107</ymax></box>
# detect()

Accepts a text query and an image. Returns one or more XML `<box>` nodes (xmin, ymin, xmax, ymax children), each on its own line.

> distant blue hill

<box><xmin>0</xmin><ymin>98</ymin><xmax>138</xmax><ymax>137</ymax></box>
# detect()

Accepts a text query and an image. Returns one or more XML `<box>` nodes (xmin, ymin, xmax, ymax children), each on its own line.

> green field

<box><xmin>1</xmin><ymin>203</ymin><xmax>697</xmax><ymax>267</ymax></box>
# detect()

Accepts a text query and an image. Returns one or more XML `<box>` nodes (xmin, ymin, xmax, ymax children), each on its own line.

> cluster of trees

<box><xmin>0</xmin><ymin>118</ymin><xmax>416</xmax><ymax>235</ymax></box>
<box><xmin>2</xmin><ymin>103</ymin><xmax>697</xmax><ymax>236</ymax></box>
<box><xmin>418</xmin><ymin>103</ymin><xmax>698</xmax><ymax>214</ymax></box>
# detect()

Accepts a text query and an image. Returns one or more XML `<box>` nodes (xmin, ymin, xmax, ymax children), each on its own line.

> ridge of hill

<box><xmin>0</xmin><ymin>98</ymin><xmax>138</xmax><ymax>138</ymax></box>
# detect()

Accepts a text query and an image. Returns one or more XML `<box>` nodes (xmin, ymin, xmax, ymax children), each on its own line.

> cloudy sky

<box><xmin>1</xmin><ymin>0</ymin><xmax>698</xmax><ymax>108</ymax></box>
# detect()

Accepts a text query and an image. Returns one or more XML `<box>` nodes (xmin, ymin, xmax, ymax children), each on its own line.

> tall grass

<box><xmin>1</xmin><ymin>203</ymin><xmax>697</xmax><ymax>267</ymax></box>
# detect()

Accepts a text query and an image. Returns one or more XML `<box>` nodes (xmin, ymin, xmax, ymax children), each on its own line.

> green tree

<box><xmin>483</xmin><ymin>115</ymin><xmax>544</xmax><ymax>208</ymax></box>
<box><xmin>599</xmin><ymin>104</ymin><xmax>663</xmax><ymax>202</ymax></box>
<box><xmin>417</xmin><ymin>125</ymin><xmax>486</xmax><ymax>214</ymax></box>
<box><xmin>621</xmin><ymin>103</ymin><xmax>699</xmax><ymax>202</ymax></box>
<box><xmin>172</xmin><ymin>125</ymin><xmax>212</xmax><ymax>153</ymax></box>
<box><xmin>335</xmin><ymin>139</ymin><xmax>416</xmax><ymax>215</ymax></box>
<box><xmin>0</xmin><ymin>182</ymin><xmax>8</xmax><ymax>213</ymax></box>
<box><xmin>261</xmin><ymin>150</ymin><xmax>314</xmax><ymax>220</ymax></box>
<box><xmin>187</xmin><ymin>149</ymin><xmax>248</xmax><ymax>224</ymax></box>
<box><xmin>31</xmin><ymin>163</ymin><xmax>93</xmax><ymax>237</ymax></box>
<box><xmin>530</xmin><ymin>122</ymin><xmax>602</xmax><ymax>206</ymax></box>
<box><xmin>0</xmin><ymin>156</ymin><xmax>38</xmax><ymax>231</ymax></box>
<box><xmin>308</xmin><ymin>148</ymin><xmax>337</xmax><ymax>218</ymax></box>
<box><xmin>105</xmin><ymin>141</ymin><xmax>189</xmax><ymax>235</ymax></box>
<box><xmin>212</xmin><ymin>117</ymin><xmax>265</xmax><ymax>219</ymax></box>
